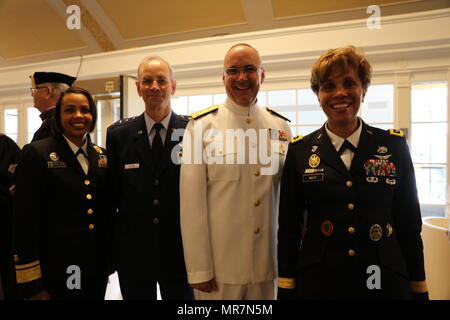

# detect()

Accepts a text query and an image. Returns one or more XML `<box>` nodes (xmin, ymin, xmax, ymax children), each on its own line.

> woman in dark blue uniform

<box><xmin>277</xmin><ymin>46</ymin><xmax>428</xmax><ymax>300</ymax></box>
<box><xmin>12</xmin><ymin>87</ymin><xmax>113</xmax><ymax>300</ymax></box>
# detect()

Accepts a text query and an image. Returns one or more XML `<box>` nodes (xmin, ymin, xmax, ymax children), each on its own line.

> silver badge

<box><xmin>311</xmin><ymin>145</ymin><xmax>318</xmax><ymax>152</ymax></box>
<box><xmin>386</xmin><ymin>178</ymin><xmax>396</xmax><ymax>185</ymax></box>
<box><xmin>366</xmin><ymin>176</ymin><xmax>379</xmax><ymax>183</ymax></box>
<box><xmin>375</xmin><ymin>154</ymin><xmax>392</xmax><ymax>160</ymax></box>
<box><xmin>369</xmin><ymin>224</ymin><xmax>383</xmax><ymax>242</ymax></box>
<box><xmin>49</xmin><ymin>152</ymin><xmax>59</xmax><ymax>161</ymax></box>
<box><xmin>377</xmin><ymin>146</ymin><xmax>388</xmax><ymax>154</ymax></box>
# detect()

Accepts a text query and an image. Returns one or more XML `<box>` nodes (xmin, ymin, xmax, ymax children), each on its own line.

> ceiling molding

<box><xmin>61</xmin><ymin>0</ymin><xmax>115</xmax><ymax>52</ymax></box>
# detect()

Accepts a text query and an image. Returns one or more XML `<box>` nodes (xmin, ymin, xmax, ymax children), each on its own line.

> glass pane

<box><xmin>298</xmin><ymin>125</ymin><xmax>321</xmax><ymax>136</ymax></box>
<box><xmin>4</xmin><ymin>109</ymin><xmax>18</xmax><ymax>136</ymax></box>
<box><xmin>268</xmin><ymin>90</ymin><xmax>296</xmax><ymax>106</ymax></box>
<box><xmin>188</xmin><ymin>95</ymin><xmax>213</xmax><ymax>114</ymax></box>
<box><xmin>414</xmin><ymin>165</ymin><xmax>446</xmax><ymax>204</ymax></box>
<box><xmin>257</xmin><ymin>91</ymin><xmax>267</xmax><ymax>107</ymax></box>
<box><xmin>298</xmin><ymin>89</ymin><xmax>326</xmax><ymax>125</ymax></box>
<box><xmin>113</xmin><ymin>99</ymin><xmax>121</xmax><ymax>122</ymax></box>
<box><xmin>171</xmin><ymin>96</ymin><xmax>188</xmax><ymax>116</ymax></box>
<box><xmin>366</xmin><ymin>123</ymin><xmax>392</xmax><ymax>130</ymax></box>
<box><xmin>411</xmin><ymin>123</ymin><xmax>447</xmax><ymax>163</ymax></box>
<box><xmin>412</xmin><ymin>83</ymin><xmax>447</xmax><ymax>122</ymax></box>
<box><xmin>96</xmin><ymin>101</ymin><xmax>102</xmax><ymax>146</ymax></box>
<box><xmin>213</xmin><ymin>93</ymin><xmax>227</xmax><ymax>105</ymax></box>
<box><xmin>27</xmin><ymin>107</ymin><xmax>41</xmax><ymax>143</ymax></box>
<box><xmin>360</xmin><ymin>84</ymin><xmax>394</xmax><ymax>123</ymax></box>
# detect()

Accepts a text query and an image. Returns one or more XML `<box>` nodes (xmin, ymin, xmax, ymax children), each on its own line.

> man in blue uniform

<box><xmin>106</xmin><ymin>56</ymin><xmax>193</xmax><ymax>300</ymax></box>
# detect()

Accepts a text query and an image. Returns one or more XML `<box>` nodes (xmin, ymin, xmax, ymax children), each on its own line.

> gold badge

<box><xmin>369</xmin><ymin>224</ymin><xmax>383</xmax><ymax>242</ymax></box>
<box><xmin>93</xmin><ymin>145</ymin><xmax>103</xmax><ymax>154</ymax></box>
<box><xmin>309</xmin><ymin>154</ymin><xmax>320</xmax><ymax>168</ymax></box>
<box><xmin>386</xmin><ymin>224</ymin><xmax>393</xmax><ymax>237</ymax></box>
<box><xmin>377</xmin><ymin>146</ymin><xmax>388</xmax><ymax>154</ymax></box>
<box><xmin>49</xmin><ymin>152</ymin><xmax>59</xmax><ymax>161</ymax></box>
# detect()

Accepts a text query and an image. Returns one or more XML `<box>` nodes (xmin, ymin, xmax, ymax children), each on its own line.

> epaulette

<box><xmin>290</xmin><ymin>135</ymin><xmax>303</xmax><ymax>144</ymax></box>
<box><xmin>190</xmin><ymin>105</ymin><xmax>219</xmax><ymax>120</ymax></box>
<box><xmin>113</xmin><ymin>116</ymin><xmax>138</xmax><ymax>127</ymax></box>
<box><xmin>93</xmin><ymin>145</ymin><xmax>104</xmax><ymax>154</ymax></box>
<box><xmin>179</xmin><ymin>114</ymin><xmax>192</xmax><ymax>122</ymax></box>
<box><xmin>265</xmin><ymin>107</ymin><xmax>291</xmax><ymax>122</ymax></box>
<box><xmin>388</xmin><ymin>129</ymin><xmax>404</xmax><ymax>137</ymax></box>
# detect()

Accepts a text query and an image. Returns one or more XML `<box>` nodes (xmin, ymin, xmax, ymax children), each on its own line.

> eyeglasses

<box><xmin>224</xmin><ymin>66</ymin><xmax>260</xmax><ymax>76</ymax></box>
<box><xmin>30</xmin><ymin>86</ymin><xmax>48</xmax><ymax>94</ymax></box>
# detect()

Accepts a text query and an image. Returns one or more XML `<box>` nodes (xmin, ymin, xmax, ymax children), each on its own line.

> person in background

<box><xmin>0</xmin><ymin>134</ymin><xmax>20</xmax><ymax>299</ymax></box>
<box><xmin>12</xmin><ymin>87</ymin><xmax>113</xmax><ymax>300</ymax></box>
<box><xmin>277</xmin><ymin>46</ymin><xmax>428</xmax><ymax>300</ymax></box>
<box><xmin>180</xmin><ymin>43</ymin><xmax>292</xmax><ymax>300</ymax></box>
<box><xmin>30</xmin><ymin>72</ymin><xmax>76</xmax><ymax>142</ymax></box>
<box><xmin>106</xmin><ymin>56</ymin><xmax>193</xmax><ymax>300</ymax></box>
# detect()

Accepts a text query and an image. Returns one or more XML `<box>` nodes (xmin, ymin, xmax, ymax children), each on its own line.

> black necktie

<box><xmin>338</xmin><ymin>140</ymin><xmax>357</xmax><ymax>155</ymax></box>
<box><xmin>75</xmin><ymin>148</ymin><xmax>87</xmax><ymax>159</ymax></box>
<box><xmin>152</xmin><ymin>123</ymin><xmax>163</xmax><ymax>163</ymax></box>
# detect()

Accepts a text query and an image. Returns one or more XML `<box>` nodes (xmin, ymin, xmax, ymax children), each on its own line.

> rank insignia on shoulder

<box><xmin>388</xmin><ymin>129</ymin><xmax>404</xmax><ymax>137</ymax></box>
<box><xmin>93</xmin><ymin>145</ymin><xmax>103</xmax><ymax>154</ymax></box>
<box><xmin>265</xmin><ymin>107</ymin><xmax>291</xmax><ymax>122</ymax></box>
<box><xmin>190</xmin><ymin>105</ymin><xmax>219</xmax><ymax>120</ymax></box>
<box><xmin>290</xmin><ymin>135</ymin><xmax>303</xmax><ymax>144</ymax></box>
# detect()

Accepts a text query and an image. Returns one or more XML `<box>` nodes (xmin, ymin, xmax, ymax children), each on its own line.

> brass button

<box><xmin>86</xmin><ymin>194</ymin><xmax>92</xmax><ymax>200</ymax></box>
<box><xmin>254</xmin><ymin>170</ymin><xmax>260</xmax><ymax>177</ymax></box>
<box><xmin>154</xmin><ymin>179</ymin><xmax>159</xmax><ymax>186</ymax></box>
<box><xmin>348</xmin><ymin>249</ymin><xmax>355</xmax><ymax>256</ymax></box>
<box><xmin>255</xmin><ymin>200</ymin><xmax>261</xmax><ymax>206</ymax></box>
<box><xmin>346</xmin><ymin>181</ymin><xmax>352</xmax><ymax>188</ymax></box>
<box><xmin>153</xmin><ymin>199</ymin><xmax>159</xmax><ymax>206</ymax></box>
<box><xmin>153</xmin><ymin>218</ymin><xmax>159</xmax><ymax>224</ymax></box>
<box><xmin>254</xmin><ymin>228</ymin><xmax>260</xmax><ymax>234</ymax></box>
<box><xmin>348</xmin><ymin>203</ymin><xmax>354</xmax><ymax>210</ymax></box>
<box><xmin>89</xmin><ymin>224</ymin><xmax>95</xmax><ymax>230</ymax></box>
<box><xmin>87</xmin><ymin>208</ymin><xmax>93</xmax><ymax>215</ymax></box>
<box><xmin>348</xmin><ymin>227</ymin><xmax>355</xmax><ymax>234</ymax></box>
<box><xmin>84</xmin><ymin>180</ymin><xmax>90</xmax><ymax>186</ymax></box>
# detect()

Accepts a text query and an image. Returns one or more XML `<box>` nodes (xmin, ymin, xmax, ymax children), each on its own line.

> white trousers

<box><xmin>194</xmin><ymin>280</ymin><xmax>275</xmax><ymax>300</ymax></box>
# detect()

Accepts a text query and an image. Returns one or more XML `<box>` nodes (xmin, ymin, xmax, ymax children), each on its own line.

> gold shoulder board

<box><xmin>388</xmin><ymin>129</ymin><xmax>404</xmax><ymax>137</ymax></box>
<box><xmin>290</xmin><ymin>135</ymin><xmax>303</xmax><ymax>144</ymax></box>
<box><xmin>266</xmin><ymin>107</ymin><xmax>291</xmax><ymax>122</ymax></box>
<box><xmin>190</xmin><ymin>105</ymin><xmax>219</xmax><ymax>120</ymax></box>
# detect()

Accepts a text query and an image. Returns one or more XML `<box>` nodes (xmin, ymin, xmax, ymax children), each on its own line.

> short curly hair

<box><xmin>310</xmin><ymin>46</ymin><xmax>372</xmax><ymax>96</ymax></box>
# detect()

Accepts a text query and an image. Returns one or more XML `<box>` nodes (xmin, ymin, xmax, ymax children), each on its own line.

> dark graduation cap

<box><xmin>30</xmin><ymin>72</ymin><xmax>76</xmax><ymax>87</ymax></box>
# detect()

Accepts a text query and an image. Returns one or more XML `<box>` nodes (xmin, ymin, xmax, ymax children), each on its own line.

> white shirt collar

<box><xmin>63</xmin><ymin>134</ymin><xmax>88</xmax><ymax>155</ymax></box>
<box><xmin>223</xmin><ymin>97</ymin><xmax>258</xmax><ymax>115</ymax></box>
<box><xmin>325</xmin><ymin>118</ymin><xmax>362</xmax><ymax>152</ymax></box>
<box><xmin>144</xmin><ymin>110</ymin><xmax>172</xmax><ymax>135</ymax></box>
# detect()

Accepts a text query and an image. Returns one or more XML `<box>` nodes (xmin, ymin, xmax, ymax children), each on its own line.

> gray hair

<box><xmin>42</xmin><ymin>82</ymin><xmax>70</xmax><ymax>99</ymax></box>
<box><xmin>137</xmin><ymin>55</ymin><xmax>173</xmax><ymax>81</ymax></box>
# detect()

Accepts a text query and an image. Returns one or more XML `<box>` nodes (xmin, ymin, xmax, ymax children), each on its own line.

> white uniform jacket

<box><xmin>180</xmin><ymin>98</ymin><xmax>292</xmax><ymax>285</ymax></box>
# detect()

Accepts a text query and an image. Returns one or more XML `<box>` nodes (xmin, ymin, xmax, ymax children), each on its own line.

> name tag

<box><xmin>47</xmin><ymin>161</ymin><xmax>67</xmax><ymax>169</ymax></box>
<box><xmin>125</xmin><ymin>163</ymin><xmax>140</xmax><ymax>169</ymax></box>
<box><xmin>303</xmin><ymin>173</ymin><xmax>324</xmax><ymax>183</ymax></box>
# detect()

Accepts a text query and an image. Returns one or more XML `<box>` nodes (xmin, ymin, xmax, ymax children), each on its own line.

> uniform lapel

<box><xmin>86</xmin><ymin>137</ymin><xmax>98</xmax><ymax>178</ymax></box>
<box><xmin>132</xmin><ymin>113</ymin><xmax>153</xmax><ymax>169</ymax></box>
<box><xmin>312</xmin><ymin>126</ymin><xmax>349</xmax><ymax>176</ymax></box>
<box><xmin>156</xmin><ymin>112</ymin><xmax>180</xmax><ymax>176</ymax></box>
<box><xmin>349</xmin><ymin>121</ymin><xmax>374</xmax><ymax>175</ymax></box>
<box><xmin>55</xmin><ymin>134</ymin><xmax>86</xmax><ymax>177</ymax></box>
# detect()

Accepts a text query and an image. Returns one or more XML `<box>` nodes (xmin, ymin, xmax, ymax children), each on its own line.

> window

<box><xmin>411</xmin><ymin>82</ymin><xmax>448</xmax><ymax>205</ymax></box>
<box><xmin>27</xmin><ymin>107</ymin><xmax>41</xmax><ymax>143</ymax></box>
<box><xmin>4</xmin><ymin>108</ymin><xmax>18</xmax><ymax>143</ymax></box>
<box><xmin>360</xmin><ymin>84</ymin><xmax>394</xmax><ymax>130</ymax></box>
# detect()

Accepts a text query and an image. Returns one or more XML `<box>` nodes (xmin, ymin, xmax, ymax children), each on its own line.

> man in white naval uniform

<box><xmin>180</xmin><ymin>43</ymin><xmax>292</xmax><ymax>300</ymax></box>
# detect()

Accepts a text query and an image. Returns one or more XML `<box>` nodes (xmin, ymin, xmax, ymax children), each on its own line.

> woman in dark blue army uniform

<box><xmin>12</xmin><ymin>87</ymin><xmax>113</xmax><ymax>300</ymax></box>
<box><xmin>277</xmin><ymin>46</ymin><xmax>428</xmax><ymax>300</ymax></box>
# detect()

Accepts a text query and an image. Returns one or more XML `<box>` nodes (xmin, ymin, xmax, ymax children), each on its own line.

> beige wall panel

<box><xmin>0</xmin><ymin>0</ymin><xmax>86</xmax><ymax>58</ymax></box>
<box><xmin>96</xmin><ymin>0</ymin><xmax>246</xmax><ymax>39</ymax></box>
